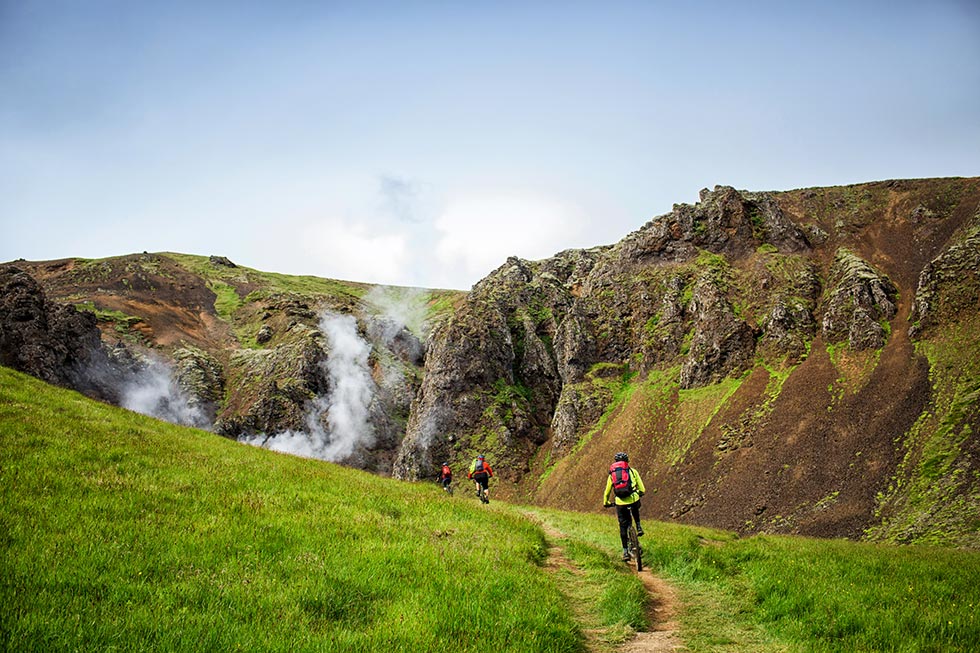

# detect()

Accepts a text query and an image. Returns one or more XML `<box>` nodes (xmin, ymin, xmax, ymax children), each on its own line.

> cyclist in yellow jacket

<box><xmin>603</xmin><ymin>452</ymin><xmax>646</xmax><ymax>562</ymax></box>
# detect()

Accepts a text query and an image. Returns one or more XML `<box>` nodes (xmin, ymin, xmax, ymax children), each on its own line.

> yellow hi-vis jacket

<box><xmin>604</xmin><ymin>467</ymin><xmax>645</xmax><ymax>506</ymax></box>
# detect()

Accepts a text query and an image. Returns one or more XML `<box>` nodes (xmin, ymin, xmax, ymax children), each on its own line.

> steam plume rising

<box><xmin>243</xmin><ymin>312</ymin><xmax>376</xmax><ymax>461</ymax></box>
<box><xmin>120</xmin><ymin>358</ymin><xmax>209</xmax><ymax>428</ymax></box>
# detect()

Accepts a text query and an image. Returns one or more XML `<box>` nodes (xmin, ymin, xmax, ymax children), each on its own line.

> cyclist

<box><xmin>438</xmin><ymin>461</ymin><xmax>453</xmax><ymax>494</ymax></box>
<box><xmin>468</xmin><ymin>454</ymin><xmax>494</xmax><ymax>504</ymax></box>
<box><xmin>603</xmin><ymin>452</ymin><xmax>646</xmax><ymax>562</ymax></box>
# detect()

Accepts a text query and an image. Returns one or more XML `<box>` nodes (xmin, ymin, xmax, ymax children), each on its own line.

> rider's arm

<box><xmin>632</xmin><ymin>469</ymin><xmax>646</xmax><ymax>495</ymax></box>
<box><xmin>603</xmin><ymin>476</ymin><xmax>614</xmax><ymax>505</ymax></box>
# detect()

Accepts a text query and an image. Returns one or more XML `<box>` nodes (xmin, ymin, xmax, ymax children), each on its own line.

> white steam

<box><xmin>364</xmin><ymin>285</ymin><xmax>428</xmax><ymax>339</ymax></box>
<box><xmin>321</xmin><ymin>313</ymin><xmax>375</xmax><ymax>457</ymax></box>
<box><xmin>244</xmin><ymin>313</ymin><xmax>376</xmax><ymax>461</ymax></box>
<box><xmin>121</xmin><ymin>359</ymin><xmax>210</xmax><ymax>428</ymax></box>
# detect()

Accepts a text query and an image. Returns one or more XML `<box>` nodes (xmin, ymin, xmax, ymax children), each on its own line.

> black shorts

<box><xmin>472</xmin><ymin>473</ymin><xmax>489</xmax><ymax>489</ymax></box>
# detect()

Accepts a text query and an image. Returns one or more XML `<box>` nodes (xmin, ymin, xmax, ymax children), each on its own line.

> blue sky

<box><xmin>2</xmin><ymin>1</ymin><xmax>978</xmax><ymax>289</ymax></box>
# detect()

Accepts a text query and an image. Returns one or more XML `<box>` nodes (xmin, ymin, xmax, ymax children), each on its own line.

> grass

<box><xmin>528</xmin><ymin>509</ymin><xmax>980</xmax><ymax>652</ymax></box>
<box><xmin>163</xmin><ymin>252</ymin><xmax>370</xmax><ymax>302</ymax></box>
<box><xmin>570</xmin><ymin>366</ymin><xmax>638</xmax><ymax>456</ymax></box>
<box><xmin>208</xmin><ymin>280</ymin><xmax>243</xmax><ymax>320</ymax></box>
<box><xmin>870</xmin><ymin>313</ymin><xmax>980</xmax><ymax>548</ymax></box>
<box><xmin>0</xmin><ymin>367</ymin><xmax>584</xmax><ymax>652</ymax></box>
<box><xmin>4</xmin><ymin>365</ymin><xmax>980</xmax><ymax>652</ymax></box>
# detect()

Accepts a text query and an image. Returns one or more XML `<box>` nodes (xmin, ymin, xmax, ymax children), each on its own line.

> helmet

<box><xmin>442</xmin><ymin>462</ymin><xmax>449</xmax><ymax>466</ymax></box>
<box><xmin>614</xmin><ymin>452</ymin><xmax>629</xmax><ymax>462</ymax></box>
<box><xmin>478</xmin><ymin>454</ymin><xmax>485</xmax><ymax>460</ymax></box>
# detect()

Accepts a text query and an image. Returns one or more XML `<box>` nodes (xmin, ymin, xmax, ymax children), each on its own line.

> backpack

<box><xmin>442</xmin><ymin>464</ymin><xmax>451</xmax><ymax>477</ymax></box>
<box><xmin>609</xmin><ymin>460</ymin><xmax>633</xmax><ymax>499</ymax></box>
<box><xmin>474</xmin><ymin>458</ymin><xmax>485</xmax><ymax>473</ymax></box>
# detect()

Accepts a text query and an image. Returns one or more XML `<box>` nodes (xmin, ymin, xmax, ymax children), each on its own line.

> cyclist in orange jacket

<box><xmin>467</xmin><ymin>454</ymin><xmax>494</xmax><ymax>504</ymax></box>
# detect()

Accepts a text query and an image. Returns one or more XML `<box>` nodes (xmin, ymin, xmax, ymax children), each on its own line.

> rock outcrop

<box><xmin>821</xmin><ymin>248</ymin><xmax>898</xmax><ymax>349</ymax></box>
<box><xmin>8</xmin><ymin>177</ymin><xmax>980</xmax><ymax>546</ymax></box>
<box><xmin>0</xmin><ymin>265</ymin><xmax>125</xmax><ymax>402</ymax></box>
<box><xmin>910</xmin><ymin>218</ymin><xmax>980</xmax><ymax>337</ymax></box>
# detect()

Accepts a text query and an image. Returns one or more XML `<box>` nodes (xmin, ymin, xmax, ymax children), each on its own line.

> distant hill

<box><xmin>3</xmin><ymin>176</ymin><xmax>979</xmax><ymax>547</ymax></box>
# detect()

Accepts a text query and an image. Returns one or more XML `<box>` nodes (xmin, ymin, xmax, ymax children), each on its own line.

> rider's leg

<box><xmin>616</xmin><ymin>504</ymin><xmax>631</xmax><ymax>559</ymax></box>
<box><xmin>630</xmin><ymin>501</ymin><xmax>643</xmax><ymax>536</ymax></box>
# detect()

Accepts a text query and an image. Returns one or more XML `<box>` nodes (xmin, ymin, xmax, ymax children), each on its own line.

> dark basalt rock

<box><xmin>0</xmin><ymin>265</ymin><xmax>125</xmax><ymax>402</ymax></box>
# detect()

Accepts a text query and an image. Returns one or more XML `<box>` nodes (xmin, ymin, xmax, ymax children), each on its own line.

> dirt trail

<box><xmin>537</xmin><ymin>522</ymin><xmax>686</xmax><ymax>652</ymax></box>
<box><xmin>620</xmin><ymin>568</ymin><xmax>686</xmax><ymax>652</ymax></box>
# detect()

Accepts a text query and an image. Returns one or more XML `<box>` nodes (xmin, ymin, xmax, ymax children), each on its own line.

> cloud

<box><xmin>302</xmin><ymin>217</ymin><xmax>409</xmax><ymax>284</ymax></box>
<box><xmin>434</xmin><ymin>189</ymin><xmax>589</xmax><ymax>284</ymax></box>
<box><xmin>378</xmin><ymin>175</ymin><xmax>429</xmax><ymax>224</ymax></box>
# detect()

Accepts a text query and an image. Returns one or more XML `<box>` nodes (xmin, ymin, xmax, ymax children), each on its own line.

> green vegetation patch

<box><xmin>74</xmin><ymin>301</ymin><xmax>144</xmax><ymax>332</ymax></box>
<box><xmin>0</xmin><ymin>367</ymin><xmax>581</xmax><ymax>653</ymax></box>
<box><xmin>870</xmin><ymin>314</ymin><xmax>980</xmax><ymax>548</ymax></box>
<box><xmin>208</xmin><ymin>280</ymin><xmax>243</xmax><ymax>320</ymax></box>
<box><xmin>164</xmin><ymin>253</ymin><xmax>369</xmax><ymax>302</ymax></box>
<box><xmin>571</xmin><ymin>365</ymin><xmax>638</xmax><ymax>455</ymax></box>
<box><xmin>531</xmin><ymin>508</ymin><xmax>980</xmax><ymax>653</ymax></box>
<box><xmin>665</xmin><ymin>370</ymin><xmax>746</xmax><ymax>466</ymax></box>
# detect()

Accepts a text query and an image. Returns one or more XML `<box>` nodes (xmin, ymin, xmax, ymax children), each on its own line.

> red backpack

<box><xmin>609</xmin><ymin>460</ymin><xmax>634</xmax><ymax>498</ymax></box>
<box><xmin>442</xmin><ymin>464</ymin><xmax>452</xmax><ymax>478</ymax></box>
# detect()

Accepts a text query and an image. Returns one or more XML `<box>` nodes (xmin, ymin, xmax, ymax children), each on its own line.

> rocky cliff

<box><xmin>392</xmin><ymin>178</ymin><xmax>980</xmax><ymax>547</ymax></box>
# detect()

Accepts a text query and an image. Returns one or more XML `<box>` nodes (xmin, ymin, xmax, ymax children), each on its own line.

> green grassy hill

<box><xmin>3</xmin><ymin>365</ymin><xmax>980</xmax><ymax>652</ymax></box>
<box><xmin>0</xmin><ymin>366</ymin><xmax>632</xmax><ymax>652</ymax></box>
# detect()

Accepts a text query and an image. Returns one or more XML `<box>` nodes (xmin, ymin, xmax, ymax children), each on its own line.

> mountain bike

<box><xmin>442</xmin><ymin>480</ymin><xmax>454</xmax><ymax>496</ymax></box>
<box><xmin>626</xmin><ymin>523</ymin><xmax>643</xmax><ymax>572</ymax></box>
<box><xmin>606</xmin><ymin>504</ymin><xmax>643</xmax><ymax>572</ymax></box>
<box><xmin>474</xmin><ymin>480</ymin><xmax>490</xmax><ymax>503</ymax></box>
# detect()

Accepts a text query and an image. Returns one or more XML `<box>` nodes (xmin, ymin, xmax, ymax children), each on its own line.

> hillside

<box><xmin>0</xmin><ymin>365</ymin><xmax>602</xmax><ymax>651</ymax></box>
<box><xmin>2</xmin><ymin>176</ymin><xmax>979</xmax><ymax>547</ymax></box>
<box><xmin>1</xmin><ymin>253</ymin><xmax>463</xmax><ymax>472</ymax></box>
<box><xmin>3</xmin><ymin>365</ymin><xmax>980</xmax><ymax>652</ymax></box>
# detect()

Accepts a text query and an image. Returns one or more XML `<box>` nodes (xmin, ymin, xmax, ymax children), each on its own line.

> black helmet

<box><xmin>442</xmin><ymin>461</ymin><xmax>449</xmax><ymax>466</ymax></box>
<box><xmin>614</xmin><ymin>452</ymin><xmax>629</xmax><ymax>462</ymax></box>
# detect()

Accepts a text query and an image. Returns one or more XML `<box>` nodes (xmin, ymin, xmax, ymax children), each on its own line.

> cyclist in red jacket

<box><xmin>438</xmin><ymin>461</ymin><xmax>453</xmax><ymax>494</ymax></box>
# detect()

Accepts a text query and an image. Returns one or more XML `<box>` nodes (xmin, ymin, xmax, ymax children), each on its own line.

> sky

<box><xmin>2</xmin><ymin>1</ymin><xmax>979</xmax><ymax>290</ymax></box>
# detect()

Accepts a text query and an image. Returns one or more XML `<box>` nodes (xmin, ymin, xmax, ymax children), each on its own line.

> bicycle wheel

<box><xmin>627</xmin><ymin>525</ymin><xmax>643</xmax><ymax>572</ymax></box>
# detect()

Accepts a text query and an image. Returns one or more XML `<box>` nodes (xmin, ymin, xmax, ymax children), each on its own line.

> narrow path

<box><xmin>620</xmin><ymin>568</ymin><xmax>686</xmax><ymax>652</ymax></box>
<box><xmin>536</xmin><ymin>521</ymin><xmax>687</xmax><ymax>653</ymax></box>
